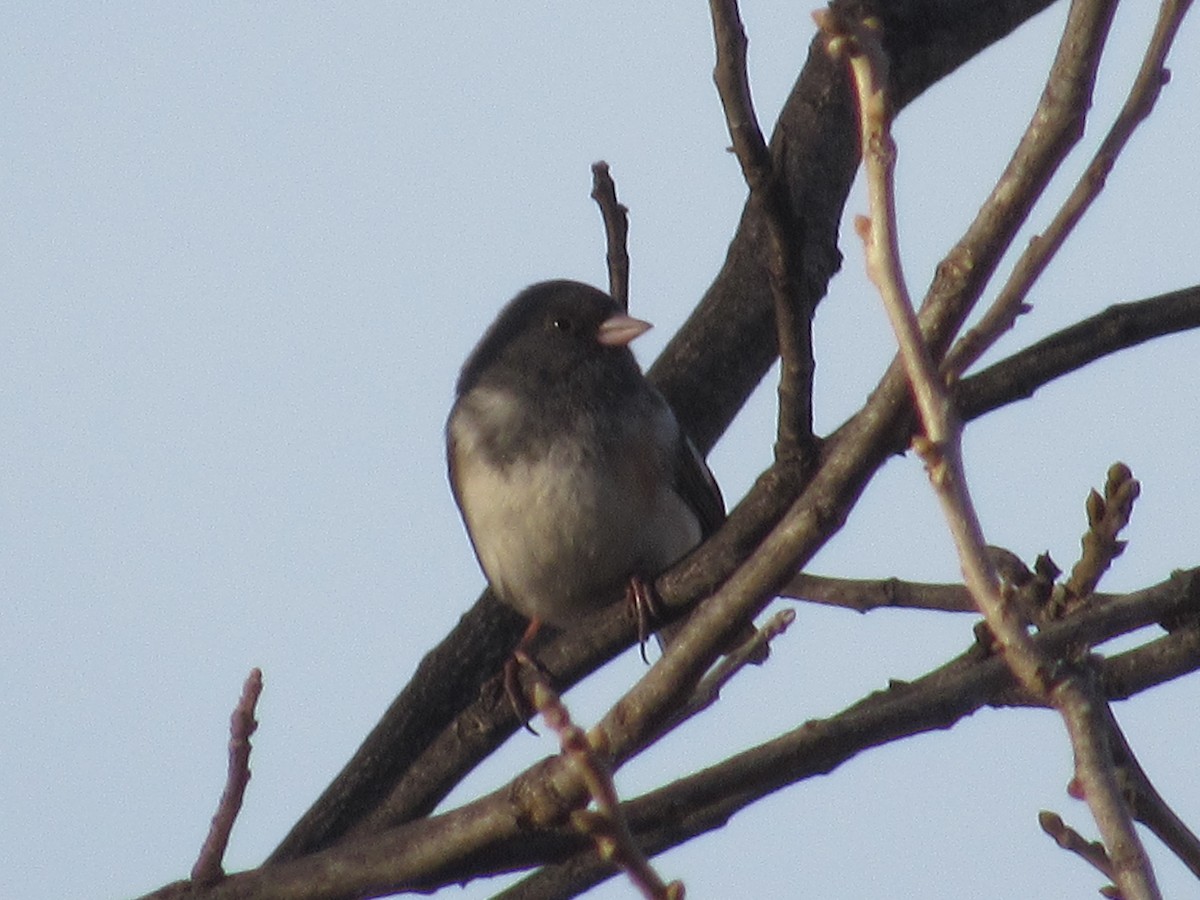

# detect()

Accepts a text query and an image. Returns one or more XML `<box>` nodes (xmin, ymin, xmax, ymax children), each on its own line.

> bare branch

<box><xmin>499</xmin><ymin>583</ymin><xmax>1200</xmax><ymax>900</ymax></box>
<box><xmin>1056</xmin><ymin>669</ymin><xmax>1159</xmax><ymax>900</ymax></box>
<box><xmin>532</xmin><ymin>682</ymin><xmax>680</xmax><ymax>900</ymax></box>
<box><xmin>138</xmin><ymin>573</ymin><xmax>1200</xmax><ymax>900</ymax></box>
<box><xmin>827</xmin><ymin>6</ymin><xmax>1160</xmax><ymax>897</ymax></box>
<box><xmin>263</xmin><ymin>0</ymin><xmax>1185</xmax><ymax>876</ymax></box>
<box><xmin>955</xmin><ymin>285</ymin><xmax>1200</xmax><ymax>420</ymax></box>
<box><xmin>1097</xmin><ymin>624</ymin><xmax>1200</xmax><ymax>703</ymax></box>
<box><xmin>826</xmin><ymin>10</ymin><xmax>1044</xmax><ymax>682</ymax></box>
<box><xmin>1105</xmin><ymin>705</ymin><xmax>1200</xmax><ymax>880</ymax></box>
<box><xmin>912</xmin><ymin>0</ymin><xmax>1119</xmax><ymax>365</ymax></box>
<box><xmin>945</xmin><ymin>0</ymin><xmax>1195</xmax><ymax>377</ymax></box>
<box><xmin>191</xmin><ymin>669</ymin><xmax>263</xmax><ymax>887</ymax></box>
<box><xmin>708</xmin><ymin>0</ymin><xmax>815</xmax><ymax>460</ymax></box>
<box><xmin>262</xmin><ymin>186</ymin><xmax>1200</xmax><ymax>898</ymax></box>
<box><xmin>1040</xmin><ymin>810</ymin><xmax>1117</xmax><ymax>890</ymax></box>
<box><xmin>590</xmin><ymin>161</ymin><xmax>630</xmax><ymax>312</ymax></box>
<box><xmin>302</xmin><ymin>279</ymin><xmax>1200</xmax><ymax>892</ymax></box>
<box><xmin>783</xmin><ymin>571</ymin><xmax>986</xmax><ymax>613</ymax></box>
<box><xmin>651</xmin><ymin>1</ymin><xmax>1063</xmax><ymax>454</ymax></box>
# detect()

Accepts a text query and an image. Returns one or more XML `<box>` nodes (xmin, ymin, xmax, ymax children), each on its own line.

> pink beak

<box><xmin>597</xmin><ymin>313</ymin><xmax>652</xmax><ymax>347</ymax></box>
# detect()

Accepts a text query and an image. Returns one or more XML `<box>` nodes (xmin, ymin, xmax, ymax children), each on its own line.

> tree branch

<box><xmin>496</xmin><ymin>581</ymin><xmax>1200</xmax><ymax>900</ymax></box>
<box><xmin>1106</xmin><ymin>704</ymin><xmax>1200</xmax><ymax>880</ymax></box>
<box><xmin>266</xmin><ymin>0</ymin><xmax>1066</xmax><ymax>864</ymax></box>
<box><xmin>190</xmin><ymin>669</ymin><xmax>263</xmax><ymax>887</ymax></box>
<box><xmin>955</xmin><ymin>284</ymin><xmax>1200</xmax><ymax>419</ymax></box>
<box><xmin>263</xmin><ymin>201</ymin><xmax>1200</xmax><ymax>888</ymax></box>
<box><xmin>140</xmin><ymin>572</ymin><xmax>1200</xmax><ymax>900</ymax></box>
<box><xmin>832</xmin><ymin>4</ymin><xmax>1160</xmax><ymax>896</ymax></box>
<box><xmin>531</xmin><ymin>680</ymin><xmax>680</xmax><ymax>900</ymax></box>
<box><xmin>782</xmin><ymin>571</ymin><xmax>991</xmax><ymax>613</ymax></box>
<box><xmin>944</xmin><ymin>0</ymin><xmax>1195</xmax><ymax>377</ymax></box>
<box><xmin>651</xmin><ymin>0</ymin><xmax>1063</xmax><ymax>452</ymax></box>
<box><xmin>590</xmin><ymin>161</ymin><xmax>630</xmax><ymax>312</ymax></box>
<box><xmin>708</xmin><ymin>0</ymin><xmax>816</xmax><ymax>460</ymax></box>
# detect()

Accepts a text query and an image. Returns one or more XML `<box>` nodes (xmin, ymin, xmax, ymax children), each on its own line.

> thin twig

<box><xmin>532</xmin><ymin>682</ymin><xmax>682</xmax><ymax>900</ymax></box>
<box><xmin>1040</xmin><ymin>810</ymin><xmax>1118</xmax><ymax>889</ymax></box>
<box><xmin>191</xmin><ymin>668</ymin><xmax>263</xmax><ymax>886</ymax></box>
<box><xmin>826</xmin><ymin>11</ymin><xmax>1033</xmax><ymax>671</ymax></box>
<box><xmin>945</xmin><ymin>0</ymin><xmax>1195</xmax><ymax>378</ymax></box>
<box><xmin>1105</xmin><ymin>705</ymin><xmax>1200</xmax><ymax>879</ymax></box>
<box><xmin>708</xmin><ymin>0</ymin><xmax>814</xmax><ymax>460</ymax></box>
<box><xmin>590</xmin><ymin>161</ymin><xmax>630</xmax><ymax>312</ymax></box>
<box><xmin>1057</xmin><ymin>670</ymin><xmax>1158</xmax><ymax>900</ymax></box>
<box><xmin>648</xmin><ymin>608</ymin><xmax>794</xmax><ymax>747</ymax></box>
<box><xmin>783</xmin><ymin>570</ymin><xmax>1038</xmax><ymax>614</ymax></box>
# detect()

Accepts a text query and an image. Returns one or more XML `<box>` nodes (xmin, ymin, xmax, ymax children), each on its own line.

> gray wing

<box><xmin>673</xmin><ymin>431</ymin><xmax>725</xmax><ymax>539</ymax></box>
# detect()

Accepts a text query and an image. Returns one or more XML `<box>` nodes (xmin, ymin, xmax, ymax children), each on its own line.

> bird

<box><xmin>446</xmin><ymin>280</ymin><xmax>757</xmax><ymax>715</ymax></box>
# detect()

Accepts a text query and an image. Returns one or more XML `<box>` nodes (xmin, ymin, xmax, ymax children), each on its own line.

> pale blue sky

<box><xmin>3</xmin><ymin>4</ymin><xmax>1198</xmax><ymax>898</ymax></box>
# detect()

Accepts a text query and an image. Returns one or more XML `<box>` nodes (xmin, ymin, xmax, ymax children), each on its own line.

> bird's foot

<box><xmin>505</xmin><ymin>617</ymin><xmax>549</xmax><ymax>734</ymax></box>
<box><xmin>626</xmin><ymin>575</ymin><xmax>664</xmax><ymax>664</ymax></box>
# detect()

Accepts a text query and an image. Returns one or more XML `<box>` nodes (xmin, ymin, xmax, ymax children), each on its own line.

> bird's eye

<box><xmin>551</xmin><ymin>317</ymin><xmax>574</xmax><ymax>332</ymax></box>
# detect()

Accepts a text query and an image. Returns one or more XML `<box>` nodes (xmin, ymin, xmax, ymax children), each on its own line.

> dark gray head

<box><xmin>455</xmin><ymin>280</ymin><xmax>650</xmax><ymax>402</ymax></box>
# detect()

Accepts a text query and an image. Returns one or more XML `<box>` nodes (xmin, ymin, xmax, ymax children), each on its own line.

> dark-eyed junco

<box><xmin>446</xmin><ymin>279</ymin><xmax>731</xmax><ymax>654</ymax></box>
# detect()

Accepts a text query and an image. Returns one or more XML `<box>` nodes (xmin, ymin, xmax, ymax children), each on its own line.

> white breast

<box><xmin>449</xmin><ymin>386</ymin><xmax>700</xmax><ymax>625</ymax></box>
